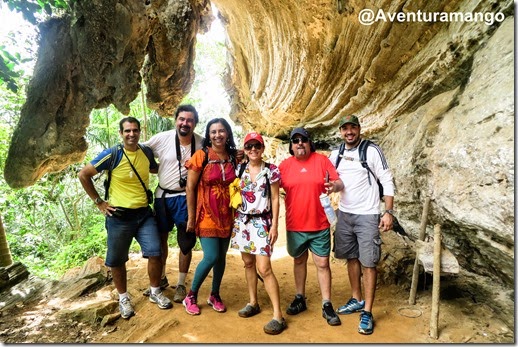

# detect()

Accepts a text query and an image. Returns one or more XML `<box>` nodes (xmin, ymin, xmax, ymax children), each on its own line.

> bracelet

<box><xmin>384</xmin><ymin>209</ymin><xmax>395</xmax><ymax>216</ymax></box>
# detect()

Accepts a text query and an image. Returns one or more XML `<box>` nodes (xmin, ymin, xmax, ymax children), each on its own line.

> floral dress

<box><xmin>230</xmin><ymin>162</ymin><xmax>280</xmax><ymax>256</ymax></box>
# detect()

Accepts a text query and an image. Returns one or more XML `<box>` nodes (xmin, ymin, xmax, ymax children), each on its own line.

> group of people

<box><xmin>78</xmin><ymin>105</ymin><xmax>395</xmax><ymax>336</ymax></box>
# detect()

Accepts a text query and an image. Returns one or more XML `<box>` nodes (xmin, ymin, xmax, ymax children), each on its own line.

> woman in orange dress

<box><xmin>182</xmin><ymin>118</ymin><xmax>238</xmax><ymax>315</ymax></box>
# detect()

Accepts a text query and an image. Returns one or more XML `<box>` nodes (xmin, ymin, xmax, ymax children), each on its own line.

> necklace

<box><xmin>124</xmin><ymin>149</ymin><xmax>138</xmax><ymax>178</ymax></box>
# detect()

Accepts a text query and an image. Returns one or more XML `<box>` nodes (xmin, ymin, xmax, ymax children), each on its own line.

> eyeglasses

<box><xmin>291</xmin><ymin>137</ymin><xmax>309</xmax><ymax>144</ymax></box>
<box><xmin>244</xmin><ymin>143</ymin><xmax>263</xmax><ymax>150</ymax></box>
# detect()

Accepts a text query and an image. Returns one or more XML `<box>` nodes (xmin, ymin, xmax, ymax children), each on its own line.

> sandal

<box><xmin>238</xmin><ymin>303</ymin><xmax>261</xmax><ymax>318</ymax></box>
<box><xmin>263</xmin><ymin>318</ymin><xmax>287</xmax><ymax>335</ymax></box>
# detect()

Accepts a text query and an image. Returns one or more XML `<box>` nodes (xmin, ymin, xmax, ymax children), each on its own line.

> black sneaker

<box><xmin>322</xmin><ymin>302</ymin><xmax>341</xmax><ymax>326</ymax></box>
<box><xmin>286</xmin><ymin>294</ymin><xmax>307</xmax><ymax>315</ymax></box>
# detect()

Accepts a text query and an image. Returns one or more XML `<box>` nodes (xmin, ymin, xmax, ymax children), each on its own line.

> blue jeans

<box><xmin>105</xmin><ymin>207</ymin><xmax>161</xmax><ymax>267</ymax></box>
<box><xmin>191</xmin><ymin>237</ymin><xmax>230</xmax><ymax>293</ymax></box>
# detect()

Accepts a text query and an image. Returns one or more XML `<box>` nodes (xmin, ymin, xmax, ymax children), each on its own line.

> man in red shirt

<box><xmin>279</xmin><ymin>127</ymin><xmax>344</xmax><ymax>326</ymax></box>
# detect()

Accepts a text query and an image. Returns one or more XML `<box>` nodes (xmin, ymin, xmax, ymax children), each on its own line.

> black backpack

<box><xmin>335</xmin><ymin>139</ymin><xmax>384</xmax><ymax>200</ymax></box>
<box><xmin>103</xmin><ymin>144</ymin><xmax>155</xmax><ymax>200</ymax></box>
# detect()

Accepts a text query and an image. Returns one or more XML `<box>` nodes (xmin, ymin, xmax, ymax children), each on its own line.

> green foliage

<box><xmin>1</xmin><ymin>8</ymin><xmax>229</xmax><ymax>279</ymax></box>
<box><xmin>3</xmin><ymin>0</ymin><xmax>70</xmax><ymax>25</ymax></box>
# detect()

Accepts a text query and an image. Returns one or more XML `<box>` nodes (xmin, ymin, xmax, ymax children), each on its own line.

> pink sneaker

<box><xmin>207</xmin><ymin>293</ymin><xmax>227</xmax><ymax>312</ymax></box>
<box><xmin>183</xmin><ymin>295</ymin><xmax>200</xmax><ymax>315</ymax></box>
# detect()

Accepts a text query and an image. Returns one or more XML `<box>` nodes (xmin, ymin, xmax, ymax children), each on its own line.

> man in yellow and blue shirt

<box><xmin>79</xmin><ymin>116</ymin><xmax>172</xmax><ymax>319</ymax></box>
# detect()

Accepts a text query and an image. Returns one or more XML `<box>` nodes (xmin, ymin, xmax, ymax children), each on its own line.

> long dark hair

<box><xmin>202</xmin><ymin>118</ymin><xmax>237</xmax><ymax>159</ymax></box>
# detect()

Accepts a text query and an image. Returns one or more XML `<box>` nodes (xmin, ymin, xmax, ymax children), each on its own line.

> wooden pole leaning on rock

<box><xmin>429</xmin><ymin>224</ymin><xmax>442</xmax><ymax>339</ymax></box>
<box><xmin>409</xmin><ymin>196</ymin><xmax>431</xmax><ymax>304</ymax></box>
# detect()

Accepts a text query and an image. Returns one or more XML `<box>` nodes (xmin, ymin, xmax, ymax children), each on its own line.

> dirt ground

<box><xmin>1</xmin><ymin>244</ymin><xmax>513</xmax><ymax>344</ymax></box>
<box><xmin>0</xmin><ymin>202</ymin><xmax>513</xmax><ymax>343</ymax></box>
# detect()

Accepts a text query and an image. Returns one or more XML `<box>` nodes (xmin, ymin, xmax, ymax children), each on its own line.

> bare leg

<box><xmin>256</xmin><ymin>255</ymin><xmax>283</xmax><ymax>321</ymax></box>
<box><xmin>241</xmin><ymin>253</ymin><xmax>258</xmax><ymax>305</ymax></box>
<box><xmin>111</xmin><ymin>265</ymin><xmax>127</xmax><ymax>294</ymax></box>
<box><xmin>160</xmin><ymin>232</ymin><xmax>169</xmax><ymax>278</ymax></box>
<box><xmin>179</xmin><ymin>250</ymin><xmax>192</xmax><ymax>279</ymax></box>
<box><xmin>347</xmin><ymin>258</ymin><xmax>363</xmax><ymax>301</ymax></box>
<box><xmin>362</xmin><ymin>267</ymin><xmax>377</xmax><ymax>312</ymax></box>
<box><xmin>311</xmin><ymin>253</ymin><xmax>332</xmax><ymax>301</ymax></box>
<box><xmin>148</xmin><ymin>256</ymin><xmax>162</xmax><ymax>287</ymax></box>
<box><xmin>293</xmin><ymin>250</ymin><xmax>309</xmax><ymax>296</ymax></box>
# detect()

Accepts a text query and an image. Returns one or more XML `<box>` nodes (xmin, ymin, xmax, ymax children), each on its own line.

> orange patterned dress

<box><xmin>186</xmin><ymin>147</ymin><xmax>237</xmax><ymax>238</ymax></box>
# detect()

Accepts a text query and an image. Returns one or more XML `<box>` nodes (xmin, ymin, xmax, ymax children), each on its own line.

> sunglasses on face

<box><xmin>291</xmin><ymin>137</ymin><xmax>309</xmax><ymax>144</ymax></box>
<box><xmin>244</xmin><ymin>143</ymin><xmax>263</xmax><ymax>150</ymax></box>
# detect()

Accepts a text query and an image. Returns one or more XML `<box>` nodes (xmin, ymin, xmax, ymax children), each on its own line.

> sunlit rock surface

<box><xmin>3</xmin><ymin>0</ymin><xmax>514</xmax><ymax>327</ymax></box>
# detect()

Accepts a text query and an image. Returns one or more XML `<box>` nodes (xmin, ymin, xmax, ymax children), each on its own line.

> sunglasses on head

<box><xmin>244</xmin><ymin>143</ymin><xmax>263</xmax><ymax>150</ymax></box>
<box><xmin>291</xmin><ymin>137</ymin><xmax>309</xmax><ymax>144</ymax></box>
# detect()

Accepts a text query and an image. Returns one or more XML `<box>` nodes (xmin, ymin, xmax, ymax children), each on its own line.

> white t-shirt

<box><xmin>328</xmin><ymin>140</ymin><xmax>395</xmax><ymax>215</ymax></box>
<box><xmin>143</xmin><ymin>130</ymin><xmax>204</xmax><ymax>197</ymax></box>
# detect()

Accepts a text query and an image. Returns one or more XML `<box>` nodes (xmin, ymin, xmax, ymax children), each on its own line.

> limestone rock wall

<box><xmin>4</xmin><ymin>0</ymin><xmax>211</xmax><ymax>188</ymax></box>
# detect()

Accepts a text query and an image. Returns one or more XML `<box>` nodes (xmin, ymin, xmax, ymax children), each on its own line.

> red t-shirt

<box><xmin>279</xmin><ymin>152</ymin><xmax>340</xmax><ymax>232</ymax></box>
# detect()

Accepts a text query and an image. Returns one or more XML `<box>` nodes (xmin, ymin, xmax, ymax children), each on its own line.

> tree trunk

<box><xmin>0</xmin><ymin>215</ymin><xmax>13</xmax><ymax>267</ymax></box>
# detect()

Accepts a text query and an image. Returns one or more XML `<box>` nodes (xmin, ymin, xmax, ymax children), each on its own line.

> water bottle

<box><xmin>320</xmin><ymin>193</ymin><xmax>337</xmax><ymax>226</ymax></box>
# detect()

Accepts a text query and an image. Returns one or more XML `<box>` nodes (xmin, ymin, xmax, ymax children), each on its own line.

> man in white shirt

<box><xmin>328</xmin><ymin>115</ymin><xmax>395</xmax><ymax>335</ymax></box>
<box><xmin>143</xmin><ymin>104</ymin><xmax>203</xmax><ymax>303</ymax></box>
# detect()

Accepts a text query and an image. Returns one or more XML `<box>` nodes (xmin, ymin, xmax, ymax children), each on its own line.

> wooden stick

<box><xmin>429</xmin><ymin>224</ymin><xmax>441</xmax><ymax>339</ymax></box>
<box><xmin>409</xmin><ymin>196</ymin><xmax>431</xmax><ymax>304</ymax></box>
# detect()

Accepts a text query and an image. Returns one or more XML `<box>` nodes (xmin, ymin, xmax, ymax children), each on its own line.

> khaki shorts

<box><xmin>287</xmin><ymin>228</ymin><xmax>331</xmax><ymax>258</ymax></box>
<box><xmin>334</xmin><ymin>211</ymin><xmax>382</xmax><ymax>267</ymax></box>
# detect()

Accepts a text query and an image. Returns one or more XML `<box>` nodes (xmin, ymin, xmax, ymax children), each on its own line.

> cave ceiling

<box><xmin>3</xmin><ymin>0</ymin><xmax>513</xmax><ymax>189</ymax></box>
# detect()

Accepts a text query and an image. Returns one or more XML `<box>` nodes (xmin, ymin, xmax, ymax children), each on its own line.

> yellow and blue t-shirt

<box><xmin>91</xmin><ymin>145</ymin><xmax>157</xmax><ymax>209</ymax></box>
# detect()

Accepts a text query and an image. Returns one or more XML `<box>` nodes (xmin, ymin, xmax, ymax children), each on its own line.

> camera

<box><xmin>179</xmin><ymin>176</ymin><xmax>187</xmax><ymax>188</ymax></box>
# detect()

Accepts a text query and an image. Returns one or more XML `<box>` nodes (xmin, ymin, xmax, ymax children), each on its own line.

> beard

<box><xmin>178</xmin><ymin>126</ymin><xmax>191</xmax><ymax>136</ymax></box>
<box><xmin>295</xmin><ymin>147</ymin><xmax>307</xmax><ymax>157</ymax></box>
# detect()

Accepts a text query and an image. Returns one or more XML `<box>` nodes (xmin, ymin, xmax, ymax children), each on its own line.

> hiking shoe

<box><xmin>149</xmin><ymin>289</ymin><xmax>173</xmax><ymax>309</ymax></box>
<box><xmin>143</xmin><ymin>276</ymin><xmax>170</xmax><ymax>296</ymax></box>
<box><xmin>322</xmin><ymin>302</ymin><xmax>341</xmax><ymax>326</ymax></box>
<box><xmin>173</xmin><ymin>284</ymin><xmax>187</xmax><ymax>303</ymax></box>
<box><xmin>183</xmin><ymin>294</ymin><xmax>201</xmax><ymax>315</ymax></box>
<box><xmin>263</xmin><ymin>318</ymin><xmax>287</xmax><ymax>335</ymax></box>
<box><xmin>207</xmin><ymin>293</ymin><xmax>227</xmax><ymax>312</ymax></box>
<box><xmin>358</xmin><ymin>310</ymin><xmax>374</xmax><ymax>335</ymax></box>
<box><xmin>337</xmin><ymin>297</ymin><xmax>365</xmax><ymax>315</ymax></box>
<box><xmin>238</xmin><ymin>303</ymin><xmax>261</xmax><ymax>318</ymax></box>
<box><xmin>286</xmin><ymin>294</ymin><xmax>307</xmax><ymax>315</ymax></box>
<box><xmin>119</xmin><ymin>297</ymin><xmax>135</xmax><ymax>319</ymax></box>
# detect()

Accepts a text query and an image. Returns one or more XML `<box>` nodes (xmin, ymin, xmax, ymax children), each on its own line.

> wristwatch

<box><xmin>94</xmin><ymin>197</ymin><xmax>104</xmax><ymax>205</ymax></box>
<box><xmin>384</xmin><ymin>209</ymin><xmax>395</xmax><ymax>216</ymax></box>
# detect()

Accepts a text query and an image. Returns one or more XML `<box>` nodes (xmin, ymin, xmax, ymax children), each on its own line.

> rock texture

<box><xmin>4</xmin><ymin>0</ymin><xmax>212</xmax><ymax>188</ymax></box>
<box><xmin>3</xmin><ymin>0</ymin><xmax>514</xmax><ymax>327</ymax></box>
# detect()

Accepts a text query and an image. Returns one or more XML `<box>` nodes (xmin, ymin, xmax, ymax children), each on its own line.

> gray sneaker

<box><xmin>143</xmin><ymin>276</ymin><xmax>170</xmax><ymax>296</ymax></box>
<box><xmin>119</xmin><ymin>297</ymin><xmax>135</xmax><ymax>319</ymax></box>
<box><xmin>149</xmin><ymin>289</ymin><xmax>173</xmax><ymax>309</ymax></box>
<box><xmin>173</xmin><ymin>284</ymin><xmax>187</xmax><ymax>303</ymax></box>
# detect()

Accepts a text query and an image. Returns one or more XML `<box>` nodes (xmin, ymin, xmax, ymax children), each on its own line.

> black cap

<box><xmin>176</xmin><ymin>222</ymin><xmax>196</xmax><ymax>255</ymax></box>
<box><xmin>290</xmin><ymin>127</ymin><xmax>310</xmax><ymax>139</ymax></box>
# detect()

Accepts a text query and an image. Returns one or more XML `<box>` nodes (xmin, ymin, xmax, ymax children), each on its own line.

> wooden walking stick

<box><xmin>409</xmin><ymin>196</ymin><xmax>431</xmax><ymax>304</ymax></box>
<box><xmin>429</xmin><ymin>224</ymin><xmax>442</xmax><ymax>339</ymax></box>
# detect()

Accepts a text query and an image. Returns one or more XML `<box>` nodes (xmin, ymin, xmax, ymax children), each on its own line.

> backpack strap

<box><xmin>264</xmin><ymin>162</ymin><xmax>272</xmax><ymax>207</ymax></box>
<box><xmin>195</xmin><ymin>147</ymin><xmax>209</xmax><ymax>187</ymax></box>
<box><xmin>237</xmin><ymin>161</ymin><xmax>248</xmax><ymax>179</ymax></box>
<box><xmin>104</xmin><ymin>145</ymin><xmax>121</xmax><ymax>200</ymax></box>
<box><xmin>334</xmin><ymin>142</ymin><xmax>345</xmax><ymax>168</ymax></box>
<box><xmin>359</xmin><ymin>139</ymin><xmax>384</xmax><ymax>200</ymax></box>
<box><xmin>359</xmin><ymin>139</ymin><xmax>376</xmax><ymax>186</ymax></box>
<box><xmin>139</xmin><ymin>143</ymin><xmax>155</xmax><ymax>161</ymax></box>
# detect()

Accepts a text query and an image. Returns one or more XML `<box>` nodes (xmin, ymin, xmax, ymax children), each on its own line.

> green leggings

<box><xmin>191</xmin><ymin>237</ymin><xmax>230</xmax><ymax>294</ymax></box>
